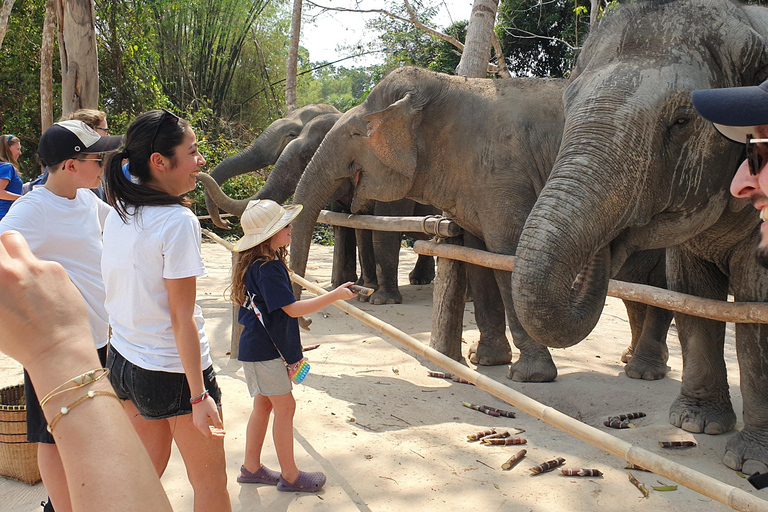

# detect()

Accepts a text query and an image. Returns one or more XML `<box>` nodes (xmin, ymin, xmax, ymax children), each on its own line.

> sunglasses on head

<box><xmin>747</xmin><ymin>134</ymin><xmax>768</xmax><ymax>176</ymax></box>
<box><xmin>150</xmin><ymin>109</ymin><xmax>180</xmax><ymax>155</ymax></box>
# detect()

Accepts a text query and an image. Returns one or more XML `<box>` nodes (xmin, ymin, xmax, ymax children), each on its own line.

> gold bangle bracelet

<box><xmin>40</xmin><ymin>368</ymin><xmax>109</xmax><ymax>409</ymax></box>
<box><xmin>47</xmin><ymin>390</ymin><xmax>122</xmax><ymax>433</ymax></box>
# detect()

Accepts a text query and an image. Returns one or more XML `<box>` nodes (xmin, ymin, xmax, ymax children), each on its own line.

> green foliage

<box><xmin>364</xmin><ymin>2</ymin><xmax>466</xmax><ymax>76</ymax></box>
<box><xmin>498</xmin><ymin>0</ymin><xmax>591</xmax><ymax>78</ymax></box>
<box><xmin>311</xmin><ymin>223</ymin><xmax>335</xmax><ymax>246</ymax></box>
<box><xmin>298</xmin><ymin>65</ymin><xmax>376</xmax><ymax>112</ymax></box>
<box><xmin>0</xmin><ymin>0</ymin><xmax>59</xmax><ymax>181</ymax></box>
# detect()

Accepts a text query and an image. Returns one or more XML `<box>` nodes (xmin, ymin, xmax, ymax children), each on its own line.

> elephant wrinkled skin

<box><xmin>288</xmin><ymin>66</ymin><xmax>672</xmax><ymax>382</ymax></box>
<box><xmin>512</xmin><ymin>0</ymin><xmax>768</xmax><ymax>473</ymax></box>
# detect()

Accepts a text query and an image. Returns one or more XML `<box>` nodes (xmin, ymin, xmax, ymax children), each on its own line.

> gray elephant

<box><xmin>512</xmin><ymin>0</ymin><xmax>768</xmax><ymax>473</ymax></box>
<box><xmin>199</xmin><ymin>111</ymin><xmax>437</xmax><ymax>304</ymax></box>
<box><xmin>287</xmin><ymin>66</ymin><xmax>673</xmax><ymax>381</ymax></box>
<box><xmin>204</xmin><ymin>103</ymin><xmax>340</xmax><ymax>229</ymax></box>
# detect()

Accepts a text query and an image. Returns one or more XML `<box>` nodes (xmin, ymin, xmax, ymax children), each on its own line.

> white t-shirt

<box><xmin>0</xmin><ymin>187</ymin><xmax>111</xmax><ymax>348</ymax></box>
<box><xmin>101</xmin><ymin>204</ymin><xmax>211</xmax><ymax>373</ymax></box>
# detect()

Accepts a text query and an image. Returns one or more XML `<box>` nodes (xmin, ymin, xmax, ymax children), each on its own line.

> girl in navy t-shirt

<box><xmin>230</xmin><ymin>199</ymin><xmax>356</xmax><ymax>493</ymax></box>
<box><xmin>0</xmin><ymin>135</ymin><xmax>23</xmax><ymax>219</ymax></box>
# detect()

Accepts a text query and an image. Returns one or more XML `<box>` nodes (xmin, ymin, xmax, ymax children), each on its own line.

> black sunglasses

<box><xmin>746</xmin><ymin>134</ymin><xmax>768</xmax><ymax>176</ymax></box>
<box><xmin>77</xmin><ymin>152</ymin><xmax>106</xmax><ymax>167</ymax></box>
<box><xmin>150</xmin><ymin>109</ymin><xmax>180</xmax><ymax>155</ymax></box>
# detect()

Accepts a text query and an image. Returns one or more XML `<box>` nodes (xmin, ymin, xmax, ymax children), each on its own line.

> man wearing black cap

<box><xmin>693</xmin><ymin>80</ymin><xmax>768</xmax><ymax>268</ymax></box>
<box><xmin>0</xmin><ymin>119</ymin><xmax>121</xmax><ymax>512</ymax></box>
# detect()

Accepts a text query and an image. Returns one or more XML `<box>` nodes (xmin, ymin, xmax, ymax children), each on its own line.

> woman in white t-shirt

<box><xmin>101</xmin><ymin>110</ymin><xmax>230</xmax><ymax>511</ymax></box>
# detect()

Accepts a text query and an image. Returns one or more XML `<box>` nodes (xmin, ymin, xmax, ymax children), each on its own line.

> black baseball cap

<box><xmin>692</xmin><ymin>80</ymin><xmax>768</xmax><ymax>143</ymax></box>
<box><xmin>37</xmin><ymin>120</ymin><xmax>122</xmax><ymax>167</ymax></box>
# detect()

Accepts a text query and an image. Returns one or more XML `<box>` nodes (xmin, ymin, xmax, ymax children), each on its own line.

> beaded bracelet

<box><xmin>40</xmin><ymin>368</ymin><xmax>110</xmax><ymax>409</ymax></box>
<box><xmin>47</xmin><ymin>390</ymin><xmax>121</xmax><ymax>433</ymax></box>
<box><xmin>190</xmin><ymin>390</ymin><xmax>209</xmax><ymax>405</ymax></box>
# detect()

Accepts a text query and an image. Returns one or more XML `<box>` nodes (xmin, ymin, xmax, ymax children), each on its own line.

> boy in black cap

<box><xmin>693</xmin><ymin>80</ymin><xmax>768</xmax><ymax>268</ymax></box>
<box><xmin>0</xmin><ymin>119</ymin><xmax>121</xmax><ymax>512</ymax></box>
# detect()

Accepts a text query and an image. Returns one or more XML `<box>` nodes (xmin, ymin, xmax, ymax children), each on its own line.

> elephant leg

<box><xmin>332</xmin><ymin>225</ymin><xmax>358</xmax><ymax>288</ymax></box>
<box><xmin>494</xmin><ymin>269</ymin><xmax>557</xmax><ymax>382</ymax></box>
<box><xmin>621</xmin><ymin>301</ymin><xmax>672</xmax><ymax>380</ymax></box>
<box><xmin>369</xmin><ymin>229</ymin><xmax>403</xmax><ymax>305</ymax></box>
<box><xmin>409</xmin><ymin>254</ymin><xmax>435</xmax><ymax>285</ymax></box>
<box><xmin>462</xmin><ymin>234</ymin><xmax>511</xmax><ymax>366</ymax></box>
<box><xmin>429</xmin><ymin>236</ymin><xmax>466</xmax><ymax>361</ymax></box>
<box><xmin>722</xmin><ymin>242</ymin><xmax>768</xmax><ymax>473</ymax></box>
<box><xmin>615</xmin><ymin>249</ymin><xmax>672</xmax><ymax>380</ymax></box>
<box><xmin>354</xmin><ymin>228</ymin><xmax>377</xmax><ymax>301</ymax></box>
<box><xmin>666</xmin><ymin>246</ymin><xmax>735</xmax><ymax>436</ymax></box>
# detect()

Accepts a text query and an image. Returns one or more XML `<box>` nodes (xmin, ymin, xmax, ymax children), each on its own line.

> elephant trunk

<box><xmin>513</xmin><ymin>143</ymin><xmax>632</xmax><ymax>348</ymax></box>
<box><xmin>196</xmin><ymin>173</ymin><xmax>252</xmax><ymax>218</ymax></box>
<box><xmin>204</xmin><ymin>128</ymin><xmax>290</xmax><ymax>227</ymax></box>
<box><xmin>289</xmin><ymin>153</ymin><xmax>348</xmax><ymax>298</ymax></box>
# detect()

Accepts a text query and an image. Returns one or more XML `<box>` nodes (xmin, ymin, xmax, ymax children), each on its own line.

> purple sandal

<box><xmin>277</xmin><ymin>471</ymin><xmax>327</xmax><ymax>492</ymax></box>
<box><xmin>237</xmin><ymin>464</ymin><xmax>281</xmax><ymax>485</ymax></box>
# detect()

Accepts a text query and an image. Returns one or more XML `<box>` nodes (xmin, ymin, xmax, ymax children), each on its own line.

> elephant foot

<box><xmin>468</xmin><ymin>341</ymin><xmax>512</xmax><ymax>366</ymax></box>
<box><xmin>368</xmin><ymin>288</ymin><xmax>402</xmax><ymax>305</ymax></box>
<box><xmin>621</xmin><ymin>346</ymin><xmax>633</xmax><ymax>364</ymax></box>
<box><xmin>624</xmin><ymin>355</ymin><xmax>670</xmax><ymax>381</ymax></box>
<box><xmin>507</xmin><ymin>353</ymin><xmax>557</xmax><ymax>382</ymax></box>
<box><xmin>723</xmin><ymin>429</ymin><xmax>768</xmax><ymax>473</ymax></box>
<box><xmin>299</xmin><ymin>316</ymin><xmax>312</xmax><ymax>331</ymax></box>
<box><xmin>409</xmin><ymin>257</ymin><xmax>435</xmax><ymax>285</ymax></box>
<box><xmin>669</xmin><ymin>394</ymin><xmax>736</xmax><ymax>435</ymax></box>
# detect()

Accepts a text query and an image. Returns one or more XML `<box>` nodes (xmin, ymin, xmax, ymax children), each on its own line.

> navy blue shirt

<box><xmin>237</xmin><ymin>259</ymin><xmax>302</xmax><ymax>364</ymax></box>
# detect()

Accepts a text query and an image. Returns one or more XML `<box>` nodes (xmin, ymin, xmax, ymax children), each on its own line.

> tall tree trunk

<box><xmin>285</xmin><ymin>0</ymin><xmax>302</xmax><ymax>113</ymax></box>
<box><xmin>455</xmin><ymin>0</ymin><xmax>499</xmax><ymax>78</ymax></box>
<box><xmin>40</xmin><ymin>0</ymin><xmax>55</xmax><ymax>131</ymax></box>
<box><xmin>55</xmin><ymin>0</ymin><xmax>98</xmax><ymax>117</ymax></box>
<box><xmin>0</xmin><ymin>0</ymin><xmax>14</xmax><ymax>50</ymax></box>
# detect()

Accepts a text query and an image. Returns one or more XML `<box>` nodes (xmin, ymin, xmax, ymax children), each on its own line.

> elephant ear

<box><xmin>725</xmin><ymin>5</ymin><xmax>768</xmax><ymax>85</ymax></box>
<box><xmin>363</xmin><ymin>94</ymin><xmax>421</xmax><ymax>180</ymax></box>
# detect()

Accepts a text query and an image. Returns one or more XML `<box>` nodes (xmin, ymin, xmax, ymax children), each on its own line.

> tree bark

<box><xmin>285</xmin><ymin>0</ymin><xmax>302</xmax><ymax>113</ymax></box>
<box><xmin>455</xmin><ymin>0</ymin><xmax>499</xmax><ymax>78</ymax></box>
<box><xmin>40</xmin><ymin>0</ymin><xmax>55</xmax><ymax>131</ymax></box>
<box><xmin>55</xmin><ymin>0</ymin><xmax>99</xmax><ymax>117</ymax></box>
<box><xmin>0</xmin><ymin>0</ymin><xmax>14</xmax><ymax>50</ymax></box>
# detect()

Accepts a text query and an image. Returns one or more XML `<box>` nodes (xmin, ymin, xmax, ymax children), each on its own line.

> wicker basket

<box><xmin>0</xmin><ymin>383</ymin><xmax>41</xmax><ymax>484</ymax></box>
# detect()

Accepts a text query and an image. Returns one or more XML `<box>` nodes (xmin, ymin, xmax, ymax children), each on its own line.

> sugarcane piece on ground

<box><xmin>529</xmin><ymin>457</ymin><xmax>566</xmax><ymax>475</ymax></box>
<box><xmin>561</xmin><ymin>469</ymin><xmax>603</xmax><ymax>477</ymax></box>
<box><xmin>483</xmin><ymin>437</ymin><xmax>527</xmax><ymax>446</ymax></box>
<box><xmin>467</xmin><ymin>428</ymin><xmax>496</xmax><ymax>441</ymax></box>
<box><xmin>463</xmin><ymin>402</ymin><xmax>500</xmax><ymax>417</ymax></box>
<box><xmin>659</xmin><ymin>441</ymin><xmax>696</xmax><ymax>448</ymax></box>
<box><xmin>607</xmin><ymin>412</ymin><xmax>646</xmax><ymax>421</ymax></box>
<box><xmin>302</xmin><ymin>344</ymin><xmax>320</xmax><ymax>352</ymax></box>
<box><xmin>428</xmin><ymin>371</ymin><xmax>453</xmax><ymax>379</ymax></box>
<box><xmin>628</xmin><ymin>472</ymin><xmax>650</xmax><ymax>498</ymax></box>
<box><xmin>501</xmin><ymin>449</ymin><xmax>527</xmax><ymax>470</ymax></box>
<box><xmin>479</xmin><ymin>431</ymin><xmax>511</xmax><ymax>442</ymax></box>
<box><xmin>604</xmin><ymin>418</ymin><xmax>633</xmax><ymax>429</ymax></box>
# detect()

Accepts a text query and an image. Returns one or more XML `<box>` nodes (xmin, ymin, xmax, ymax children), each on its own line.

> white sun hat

<box><xmin>233</xmin><ymin>199</ymin><xmax>303</xmax><ymax>252</ymax></box>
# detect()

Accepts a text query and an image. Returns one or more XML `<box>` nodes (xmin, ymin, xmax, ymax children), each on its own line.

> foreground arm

<box><xmin>0</xmin><ymin>231</ymin><xmax>172</xmax><ymax>512</ymax></box>
<box><xmin>0</xmin><ymin>178</ymin><xmax>20</xmax><ymax>201</ymax></box>
<box><xmin>282</xmin><ymin>282</ymin><xmax>357</xmax><ymax>318</ymax></box>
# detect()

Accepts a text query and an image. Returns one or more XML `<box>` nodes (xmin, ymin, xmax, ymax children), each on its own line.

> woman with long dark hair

<box><xmin>0</xmin><ymin>134</ymin><xmax>23</xmax><ymax>219</ymax></box>
<box><xmin>102</xmin><ymin>110</ymin><xmax>230</xmax><ymax>511</ymax></box>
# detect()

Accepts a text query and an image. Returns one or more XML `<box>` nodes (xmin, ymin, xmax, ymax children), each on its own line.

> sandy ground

<box><xmin>0</xmin><ymin>241</ymin><xmax>765</xmax><ymax>511</ymax></box>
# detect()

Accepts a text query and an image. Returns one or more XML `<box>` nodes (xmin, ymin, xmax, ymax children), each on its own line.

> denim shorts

<box><xmin>107</xmin><ymin>345</ymin><xmax>222</xmax><ymax>420</ymax></box>
<box><xmin>26</xmin><ymin>346</ymin><xmax>108</xmax><ymax>444</ymax></box>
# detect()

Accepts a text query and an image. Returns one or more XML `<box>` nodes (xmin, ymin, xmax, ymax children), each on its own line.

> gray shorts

<box><xmin>243</xmin><ymin>358</ymin><xmax>292</xmax><ymax>397</ymax></box>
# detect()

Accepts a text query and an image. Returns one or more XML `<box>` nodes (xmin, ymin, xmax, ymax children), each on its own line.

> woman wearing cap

<box><xmin>101</xmin><ymin>110</ymin><xmax>230</xmax><ymax>511</ymax></box>
<box><xmin>0</xmin><ymin>134</ymin><xmax>23</xmax><ymax>219</ymax></box>
<box><xmin>230</xmin><ymin>199</ymin><xmax>356</xmax><ymax>492</ymax></box>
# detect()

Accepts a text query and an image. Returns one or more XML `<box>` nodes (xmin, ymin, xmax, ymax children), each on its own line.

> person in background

<box><xmin>0</xmin><ymin>230</ymin><xmax>173</xmax><ymax>512</ymax></box>
<box><xmin>0</xmin><ymin>120</ymin><xmax>121</xmax><ymax>512</ymax></box>
<box><xmin>101</xmin><ymin>109</ymin><xmax>230</xmax><ymax>511</ymax></box>
<box><xmin>0</xmin><ymin>134</ymin><xmax>23</xmax><ymax>218</ymax></box>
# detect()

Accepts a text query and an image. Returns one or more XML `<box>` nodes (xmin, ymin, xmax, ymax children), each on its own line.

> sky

<box><xmin>301</xmin><ymin>0</ymin><xmax>475</xmax><ymax>67</ymax></box>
